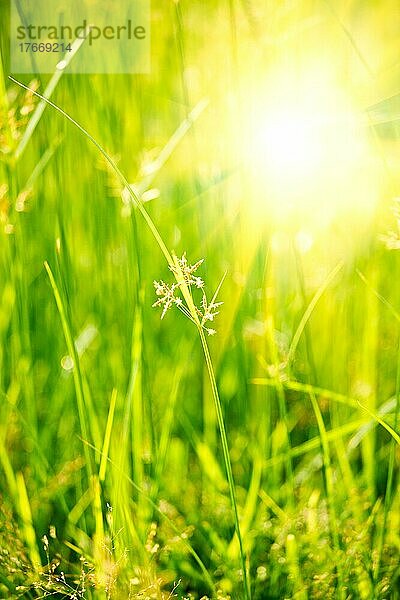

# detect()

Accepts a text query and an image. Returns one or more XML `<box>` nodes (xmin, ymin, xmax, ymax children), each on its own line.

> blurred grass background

<box><xmin>1</xmin><ymin>0</ymin><xmax>400</xmax><ymax>598</ymax></box>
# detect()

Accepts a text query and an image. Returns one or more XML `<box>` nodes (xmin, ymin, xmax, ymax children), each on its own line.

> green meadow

<box><xmin>1</xmin><ymin>1</ymin><xmax>400</xmax><ymax>598</ymax></box>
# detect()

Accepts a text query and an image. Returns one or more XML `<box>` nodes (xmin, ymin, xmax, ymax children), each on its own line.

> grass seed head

<box><xmin>153</xmin><ymin>253</ymin><xmax>223</xmax><ymax>334</ymax></box>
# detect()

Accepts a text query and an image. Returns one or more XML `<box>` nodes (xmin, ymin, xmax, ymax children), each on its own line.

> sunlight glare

<box><xmin>254</xmin><ymin>109</ymin><xmax>323</xmax><ymax>181</ymax></box>
<box><xmin>242</xmin><ymin>69</ymin><xmax>379</xmax><ymax>228</ymax></box>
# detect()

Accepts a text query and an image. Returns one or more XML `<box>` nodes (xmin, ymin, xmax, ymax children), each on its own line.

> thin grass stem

<box><xmin>198</xmin><ymin>326</ymin><xmax>251</xmax><ymax>600</ymax></box>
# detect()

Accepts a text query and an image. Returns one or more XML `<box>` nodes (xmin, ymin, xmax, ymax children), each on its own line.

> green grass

<box><xmin>1</xmin><ymin>1</ymin><xmax>400</xmax><ymax>598</ymax></box>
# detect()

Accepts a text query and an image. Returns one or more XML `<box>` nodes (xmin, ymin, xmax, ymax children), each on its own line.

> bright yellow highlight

<box><xmin>244</xmin><ymin>68</ymin><xmax>379</xmax><ymax>228</ymax></box>
<box><xmin>255</xmin><ymin>108</ymin><xmax>324</xmax><ymax>181</ymax></box>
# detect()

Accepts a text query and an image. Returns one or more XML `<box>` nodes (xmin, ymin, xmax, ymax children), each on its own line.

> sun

<box><xmin>241</xmin><ymin>68</ymin><xmax>379</xmax><ymax>229</ymax></box>
<box><xmin>254</xmin><ymin>108</ymin><xmax>324</xmax><ymax>181</ymax></box>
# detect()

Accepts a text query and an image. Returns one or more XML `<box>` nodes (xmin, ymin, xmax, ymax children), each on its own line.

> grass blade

<box><xmin>44</xmin><ymin>261</ymin><xmax>93</xmax><ymax>480</ymax></box>
<box><xmin>14</xmin><ymin>34</ymin><xmax>87</xmax><ymax>161</ymax></box>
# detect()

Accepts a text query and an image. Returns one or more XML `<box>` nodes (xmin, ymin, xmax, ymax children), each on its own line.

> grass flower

<box><xmin>153</xmin><ymin>253</ymin><xmax>223</xmax><ymax>335</ymax></box>
<box><xmin>152</xmin><ymin>280</ymin><xmax>181</xmax><ymax>319</ymax></box>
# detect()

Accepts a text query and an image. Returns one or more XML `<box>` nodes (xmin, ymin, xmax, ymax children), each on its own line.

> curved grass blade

<box><xmin>9</xmin><ymin>75</ymin><xmax>172</xmax><ymax>266</ymax></box>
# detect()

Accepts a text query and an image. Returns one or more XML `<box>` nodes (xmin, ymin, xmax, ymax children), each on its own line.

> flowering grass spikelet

<box><xmin>153</xmin><ymin>253</ymin><xmax>223</xmax><ymax>334</ymax></box>
<box><xmin>152</xmin><ymin>280</ymin><xmax>181</xmax><ymax>319</ymax></box>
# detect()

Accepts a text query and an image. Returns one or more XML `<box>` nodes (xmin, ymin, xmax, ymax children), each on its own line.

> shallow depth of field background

<box><xmin>1</xmin><ymin>1</ymin><xmax>400</xmax><ymax>598</ymax></box>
